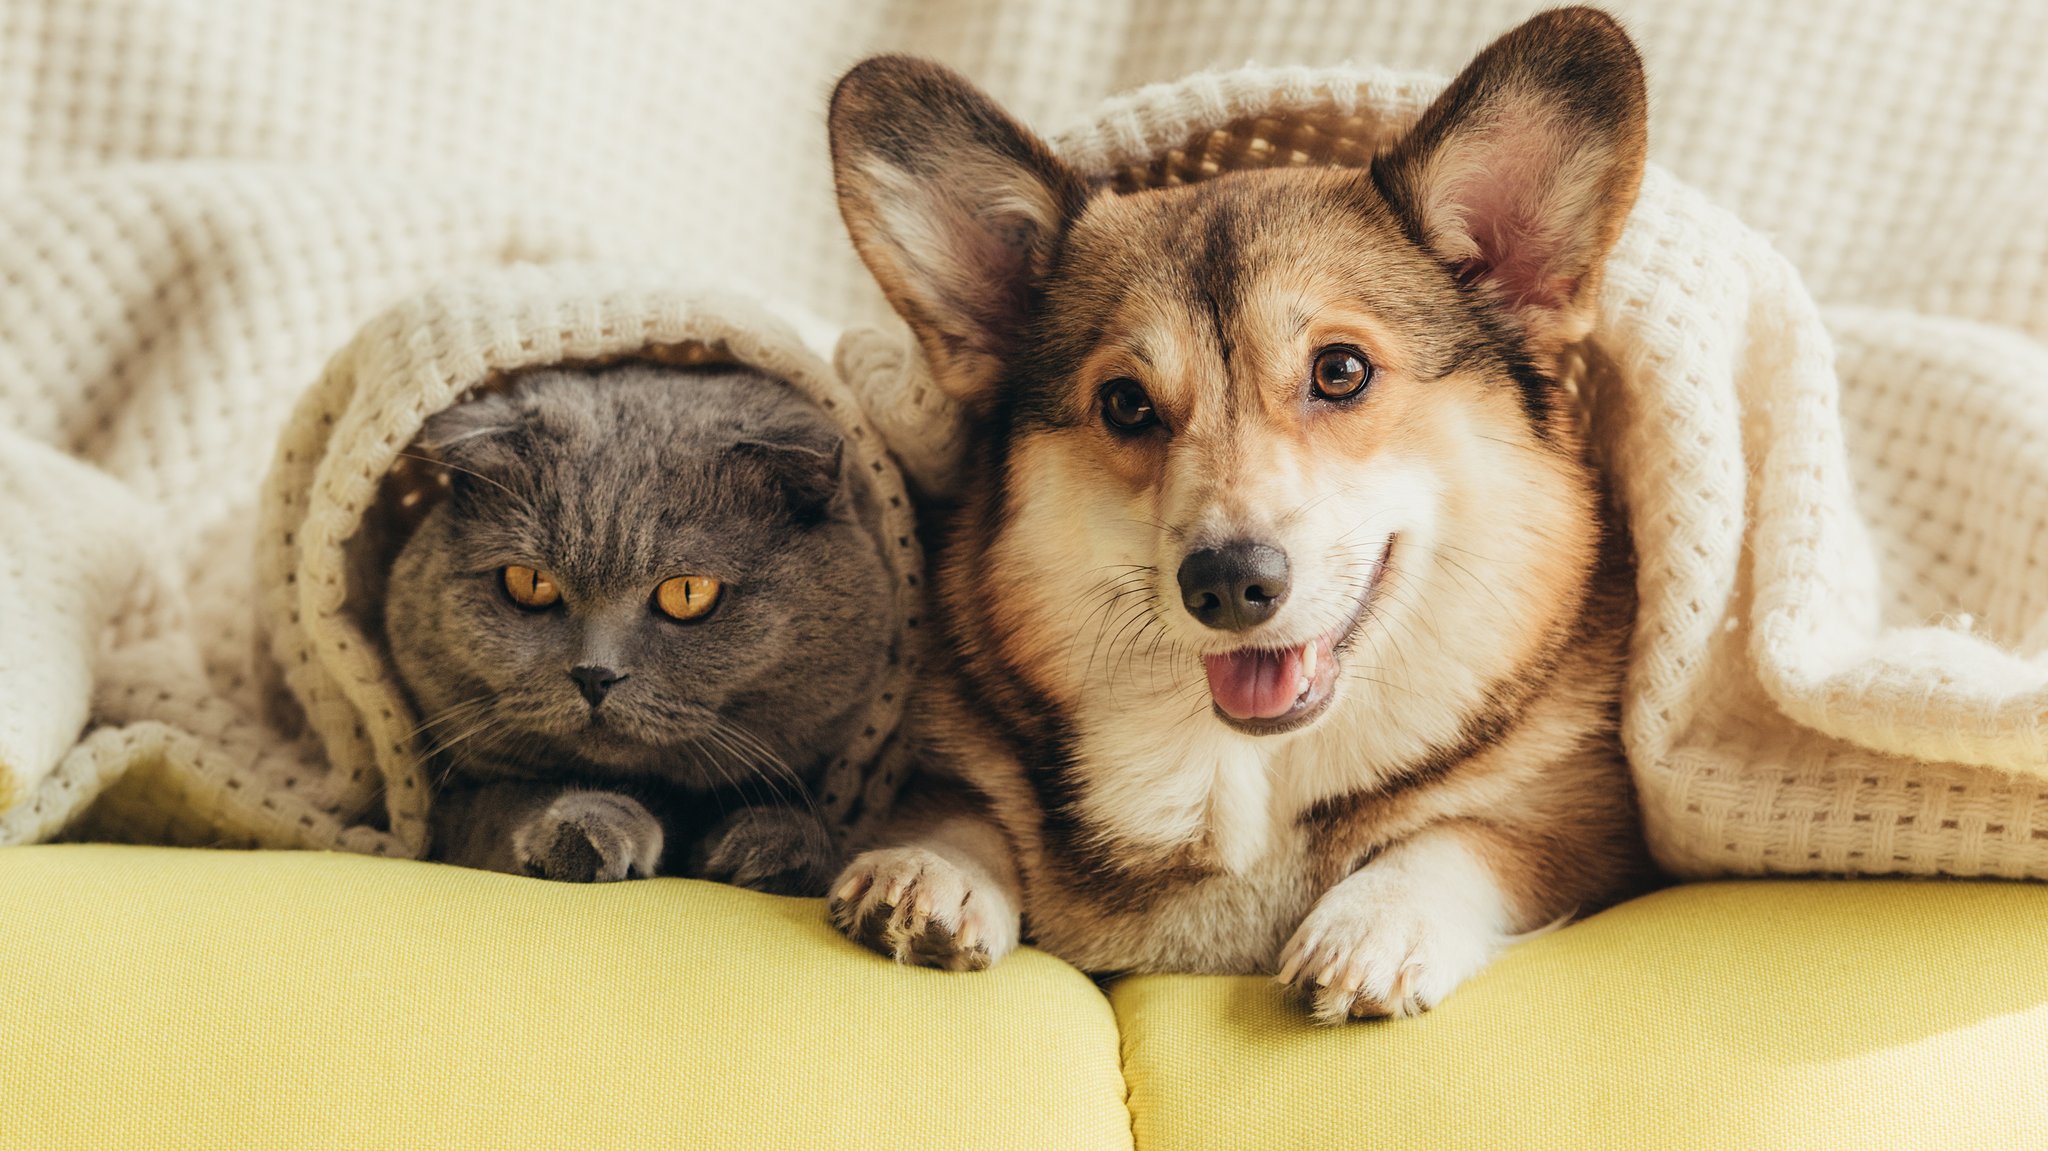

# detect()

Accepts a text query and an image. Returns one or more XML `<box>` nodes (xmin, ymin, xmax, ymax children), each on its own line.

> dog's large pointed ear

<box><xmin>830</xmin><ymin>56</ymin><xmax>1090</xmax><ymax>405</ymax></box>
<box><xmin>1373</xmin><ymin>7</ymin><xmax>1647</xmax><ymax>359</ymax></box>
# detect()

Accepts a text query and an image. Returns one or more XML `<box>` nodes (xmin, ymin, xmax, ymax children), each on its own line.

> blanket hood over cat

<box><xmin>28</xmin><ymin>266</ymin><xmax>938</xmax><ymax>859</ymax></box>
<box><xmin>267</xmin><ymin>267</ymin><xmax>945</xmax><ymax>857</ymax></box>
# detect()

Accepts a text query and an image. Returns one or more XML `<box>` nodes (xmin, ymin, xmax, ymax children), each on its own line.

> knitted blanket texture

<box><xmin>1</xmin><ymin>0</ymin><xmax>2043</xmax><ymax>878</ymax></box>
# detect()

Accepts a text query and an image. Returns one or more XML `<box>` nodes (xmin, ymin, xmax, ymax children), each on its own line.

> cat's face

<box><xmin>385</xmin><ymin>366</ymin><xmax>895</xmax><ymax>788</ymax></box>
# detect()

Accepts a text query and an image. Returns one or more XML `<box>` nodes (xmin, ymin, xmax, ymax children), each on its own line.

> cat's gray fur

<box><xmin>384</xmin><ymin>364</ymin><xmax>894</xmax><ymax>895</ymax></box>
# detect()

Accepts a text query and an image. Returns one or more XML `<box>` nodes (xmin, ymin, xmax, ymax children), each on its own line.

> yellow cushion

<box><xmin>11</xmin><ymin>847</ymin><xmax>2046</xmax><ymax>1150</ymax></box>
<box><xmin>0</xmin><ymin>845</ymin><xmax>1132</xmax><ymax>1151</ymax></box>
<box><xmin>1113</xmin><ymin>880</ymin><xmax>2048</xmax><ymax>1150</ymax></box>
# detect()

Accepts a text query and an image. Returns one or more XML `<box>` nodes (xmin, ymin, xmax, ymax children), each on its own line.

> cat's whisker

<box><xmin>692</xmin><ymin>716</ymin><xmax>814</xmax><ymax>824</ymax></box>
<box><xmin>394</xmin><ymin>451</ymin><xmax>518</xmax><ymax>498</ymax></box>
<box><xmin>408</xmin><ymin>695</ymin><xmax>495</xmax><ymax>740</ymax></box>
<box><xmin>423</xmin><ymin>712</ymin><xmax>511</xmax><ymax>762</ymax></box>
<box><xmin>683</xmin><ymin>730</ymin><xmax>758</xmax><ymax>821</ymax></box>
<box><xmin>712</xmin><ymin>716</ymin><xmax>826</xmax><ymax>826</ymax></box>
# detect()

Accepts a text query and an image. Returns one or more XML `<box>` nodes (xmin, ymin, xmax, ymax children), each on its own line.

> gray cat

<box><xmin>383</xmin><ymin>364</ymin><xmax>895</xmax><ymax>895</ymax></box>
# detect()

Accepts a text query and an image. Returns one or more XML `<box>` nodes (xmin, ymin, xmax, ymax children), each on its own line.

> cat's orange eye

<box><xmin>654</xmin><ymin>575</ymin><xmax>722</xmax><ymax>621</ymax></box>
<box><xmin>502</xmin><ymin>565</ymin><xmax>561</xmax><ymax>610</ymax></box>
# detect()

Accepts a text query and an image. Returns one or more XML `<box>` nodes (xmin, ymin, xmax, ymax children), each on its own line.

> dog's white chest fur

<box><xmin>1073</xmin><ymin>713</ymin><xmax>1303</xmax><ymax>874</ymax></box>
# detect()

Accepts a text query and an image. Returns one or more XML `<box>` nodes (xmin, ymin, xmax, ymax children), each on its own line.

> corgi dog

<box><xmin>826</xmin><ymin>7</ymin><xmax>1655</xmax><ymax>1021</ymax></box>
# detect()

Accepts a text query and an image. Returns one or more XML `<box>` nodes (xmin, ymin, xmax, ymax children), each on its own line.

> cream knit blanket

<box><xmin>2</xmin><ymin>1</ymin><xmax>2044</xmax><ymax>878</ymax></box>
<box><xmin>8</xmin><ymin>266</ymin><xmax>936</xmax><ymax>857</ymax></box>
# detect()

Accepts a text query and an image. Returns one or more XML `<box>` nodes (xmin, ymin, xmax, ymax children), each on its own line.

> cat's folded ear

<box><xmin>1371</xmin><ymin>7</ymin><xmax>1647</xmax><ymax>360</ymax></box>
<box><xmin>830</xmin><ymin>55</ymin><xmax>1089</xmax><ymax>405</ymax></box>
<box><xmin>731</xmin><ymin>433</ymin><xmax>847</xmax><ymax>524</ymax></box>
<box><xmin>415</xmin><ymin>393</ymin><xmax>523</xmax><ymax>487</ymax></box>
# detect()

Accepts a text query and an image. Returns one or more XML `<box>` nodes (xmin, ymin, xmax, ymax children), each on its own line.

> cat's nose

<box><xmin>569</xmin><ymin>664</ymin><xmax>625</xmax><ymax>707</ymax></box>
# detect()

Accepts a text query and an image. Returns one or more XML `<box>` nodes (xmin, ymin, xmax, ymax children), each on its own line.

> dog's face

<box><xmin>833</xmin><ymin>10</ymin><xmax>1645</xmax><ymax>743</ymax></box>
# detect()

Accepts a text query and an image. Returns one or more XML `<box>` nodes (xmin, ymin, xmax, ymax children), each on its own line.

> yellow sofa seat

<box><xmin>0</xmin><ymin>845</ymin><xmax>1132</xmax><ymax>1151</ymax></box>
<box><xmin>4</xmin><ymin>845</ymin><xmax>2047</xmax><ymax>1149</ymax></box>
<box><xmin>1114</xmin><ymin>881</ymin><xmax>2048</xmax><ymax>1150</ymax></box>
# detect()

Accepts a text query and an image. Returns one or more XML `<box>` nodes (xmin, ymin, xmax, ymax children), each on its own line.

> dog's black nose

<box><xmin>1178</xmin><ymin>542</ymin><xmax>1291</xmax><ymax>631</ymax></box>
<box><xmin>569</xmin><ymin>664</ymin><xmax>624</xmax><ymax>707</ymax></box>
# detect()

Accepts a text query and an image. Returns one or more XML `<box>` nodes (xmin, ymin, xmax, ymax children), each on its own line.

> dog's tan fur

<box><xmin>827</xmin><ymin>8</ymin><xmax>1656</xmax><ymax>1019</ymax></box>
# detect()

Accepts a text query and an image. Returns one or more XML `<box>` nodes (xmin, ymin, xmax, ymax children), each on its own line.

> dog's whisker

<box><xmin>1084</xmin><ymin>591</ymin><xmax>1163</xmax><ymax>690</ymax></box>
<box><xmin>1430</xmin><ymin>550</ymin><xmax>1515</xmax><ymax>617</ymax></box>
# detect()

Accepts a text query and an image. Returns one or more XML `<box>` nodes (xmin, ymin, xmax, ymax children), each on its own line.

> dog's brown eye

<box><xmin>502</xmin><ymin>565</ymin><xmax>561</xmax><ymax>610</ymax></box>
<box><xmin>1100</xmin><ymin>378</ymin><xmax>1159</xmax><ymax>432</ymax></box>
<box><xmin>1311</xmin><ymin>347</ymin><xmax>1372</xmax><ymax>401</ymax></box>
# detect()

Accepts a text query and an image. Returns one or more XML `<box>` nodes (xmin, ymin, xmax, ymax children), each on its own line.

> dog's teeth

<box><xmin>1301</xmin><ymin>645</ymin><xmax>1318</xmax><ymax>680</ymax></box>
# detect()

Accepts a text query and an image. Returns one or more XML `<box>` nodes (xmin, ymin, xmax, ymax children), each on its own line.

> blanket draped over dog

<box><xmin>1</xmin><ymin>2</ymin><xmax>2044</xmax><ymax>879</ymax></box>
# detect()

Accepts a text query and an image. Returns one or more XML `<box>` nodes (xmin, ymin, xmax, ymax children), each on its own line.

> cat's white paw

<box><xmin>513</xmin><ymin>791</ymin><xmax>663</xmax><ymax>883</ymax></box>
<box><xmin>828</xmin><ymin>846</ymin><xmax>1019</xmax><ymax>972</ymax></box>
<box><xmin>1276</xmin><ymin>837</ymin><xmax>1510</xmax><ymax>1022</ymax></box>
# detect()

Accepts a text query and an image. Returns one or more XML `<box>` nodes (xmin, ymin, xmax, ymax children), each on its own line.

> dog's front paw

<box><xmin>694</xmin><ymin>806</ymin><xmax>836</xmax><ymax>896</ymax></box>
<box><xmin>827</xmin><ymin>847</ymin><xmax>1019</xmax><ymax>972</ymax></box>
<box><xmin>512</xmin><ymin>791</ymin><xmax>663</xmax><ymax>883</ymax></box>
<box><xmin>1276</xmin><ymin>869</ymin><xmax>1504</xmax><ymax>1023</ymax></box>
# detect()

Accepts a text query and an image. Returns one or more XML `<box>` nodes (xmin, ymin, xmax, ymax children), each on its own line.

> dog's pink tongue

<box><xmin>1204</xmin><ymin>646</ymin><xmax>1304</xmax><ymax>721</ymax></box>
